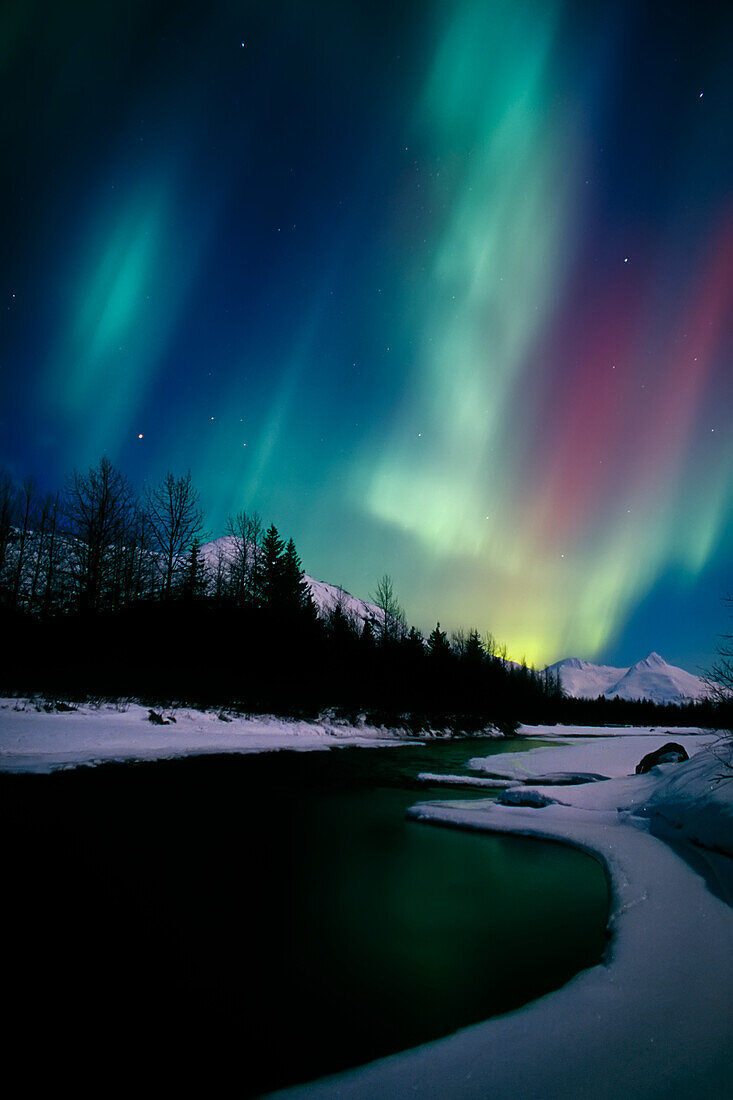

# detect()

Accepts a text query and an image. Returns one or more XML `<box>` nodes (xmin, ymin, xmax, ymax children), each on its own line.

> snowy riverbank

<box><xmin>3</xmin><ymin>703</ymin><xmax>731</xmax><ymax>1096</ymax></box>
<box><xmin>0</xmin><ymin>698</ymin><xmax>418</xmax><ymax>772</ymax></box>
<box><xmin>276</xmin><ymin>728</ymin><xmax>733</xmax><ymax>1099</ymax></box>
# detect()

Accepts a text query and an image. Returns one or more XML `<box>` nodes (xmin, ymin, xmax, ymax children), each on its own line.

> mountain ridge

<box><xmin>546</xmin><ymin>653</ymin><xmax>709</xmax><ymax>704</ymax></box>
<box><xmin>200</xmin><ymin>539</ymin><xmax>710</xmax><ymax>704</ymax></box>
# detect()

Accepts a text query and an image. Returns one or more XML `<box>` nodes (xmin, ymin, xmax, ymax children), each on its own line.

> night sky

<box><xmin>1</xmin><ymin>0</ymin><xmax>730</xmax><ymax>669</ymax></box>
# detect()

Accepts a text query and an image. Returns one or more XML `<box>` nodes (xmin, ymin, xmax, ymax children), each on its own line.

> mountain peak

<box><xmin>635</xmin><ymin>652</ymin><xmax>666</xmax><ymax>669</ymax></box>
<box><xmin>548</xmin><ymin>651</ymin><xmax>708</xmax><ymax>703</ymax></box>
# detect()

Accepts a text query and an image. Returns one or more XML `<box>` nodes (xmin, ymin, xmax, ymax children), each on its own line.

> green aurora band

<box><xmin>2</xmin><ymin>0</ymin><xmax>730</xmax><ymax>667</ymax></box>
<box><xmin>353</xmin><ymin>0</ymin><xmax>731</xmax><ymax>664</ymax></box>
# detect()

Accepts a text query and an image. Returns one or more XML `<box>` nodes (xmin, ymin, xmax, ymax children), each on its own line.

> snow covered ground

<box><xmin>3</xmin><ymin>704</ymin><xmax>730</xmax><ymax>1096</ymax></box>
<box><xmin>467</xmin><ymin>727</ymin><xmax>716</xmax><ymax>783</ymax></box>
<box><xmin>276</xmin><ymin>727</ymin><xmax>733</xmax><ymax>1099</ymax></box>
<box><xmin>0</xmin><ymin>698</ymin><xmax>414</xmax><ymax>773</ymax></box>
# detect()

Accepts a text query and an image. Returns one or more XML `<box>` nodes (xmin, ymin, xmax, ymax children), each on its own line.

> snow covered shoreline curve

<box><xmin>0</xmin><ymin>698</ymin><xmax>419</xmax><ymax>773</ymax></box>
<box><xmin>275</xmin><ymin>733</ymin><xmax>732</xmax><ymax>1100</ymax></box>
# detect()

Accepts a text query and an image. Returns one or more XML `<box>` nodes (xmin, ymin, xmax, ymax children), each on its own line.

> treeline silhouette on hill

<box><xmin>0</xmin><ymin>459</ymin><xmax>728</xmax><ymax>732</ymax></box>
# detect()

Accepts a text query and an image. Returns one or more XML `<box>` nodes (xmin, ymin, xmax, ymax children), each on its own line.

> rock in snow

<box><xmin>635</xmin><ymin>741</ymin><xmax>689</xmax><ymax>774</ymax></box>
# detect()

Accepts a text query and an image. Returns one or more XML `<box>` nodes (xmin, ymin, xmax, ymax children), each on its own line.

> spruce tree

<box><xmin>282</xmin><ymin>537</ymin><xmax>315</xmax><ymax>616</ymax></box>
<box><xmin>327</xmin><ymin>593</ymin><xmax>357</xmax><ymax>641</ymax></box>
<box><xmin>359</xmin><ymin>619</ymin><xmax>376</xmax><ymax>656</ymax></box>
<box><xmin>427</xmin><ymin>622</ymin><xmax>451</xmax><ymax>658</ymax></box>
<box><xmin>464</xmin><ymin>629</ymin><xmax>485</xmax><ymax>665</ymax></box>
<box><xmin>261</xmin><ymin>524</ymin><xmax>285</xmax><ymax>608</ymax></box>
<box><xmin>182</xmin><ymin>540</ymin><xmax>206</xmax><ymax>600</ymax></box>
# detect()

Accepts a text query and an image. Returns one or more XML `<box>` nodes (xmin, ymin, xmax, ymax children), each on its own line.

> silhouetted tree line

<box><xmin>0</xmin><ymin>459</ymin><xmax>729</xmax><ymax>733</ymax></box>
<box><xmin>549</xmin><ymin>691</ymin><xmax>731</xmax><ymax>731</ymax></box>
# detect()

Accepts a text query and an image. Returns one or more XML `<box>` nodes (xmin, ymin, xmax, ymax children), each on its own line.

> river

<box><xmin>1</xmin><ymin>735</ymin><xmax>608</xmax><ymax>1094</ymax></box>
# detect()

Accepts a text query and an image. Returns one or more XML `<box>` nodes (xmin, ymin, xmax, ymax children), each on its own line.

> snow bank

<box><xmin>274</xmin><ymin>732</ymin><xmax>733</xmax><ymax>1099</ymax></box>
<box><xmin>468</xmin><ymin>728</ymin><xmax>716</xmax><ymax>784</ymax></box>
<box><xmin>643</xmin><ymin>739</ymin><xmax>733</xmax><ymax>854</ymax></box>
<box><xmin>516</xmin><ymin>723</ymin><xmax>710</xmax><ymax>739</ymax></box>
<box><xmin>489</xmin><ymin>738</ymin><xmax>733</xmax><ymax>849</ymax></box>
<box><xmin>0</xmin><ymin>698</ymin><xmax>415</xmax><ymax>773</ymax></box>
<box><xmin>416</xmin><ymin>773</ymin><xmax>517</xmax><ymax>789</ymax></box>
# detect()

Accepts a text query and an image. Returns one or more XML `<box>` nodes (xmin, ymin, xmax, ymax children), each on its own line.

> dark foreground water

<box><xmin>1</xmin><ymin>738</ymin><xmax>608</xmax><ymax>1094</ymax></box>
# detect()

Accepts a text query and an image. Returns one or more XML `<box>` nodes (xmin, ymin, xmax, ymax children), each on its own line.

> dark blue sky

<box><xmin>1</xmin><ymin>0</ymin><xmax>730</xmax><ymax>669</ymax></box>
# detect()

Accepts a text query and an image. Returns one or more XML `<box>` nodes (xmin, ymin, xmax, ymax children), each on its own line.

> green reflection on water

<box><xmin>278</xmin><ymin>741</ymin><xmax>608</xmax><ymax>1091</ymax></box>
<box><xmin>0</xmin><ymin>737</ymin><xmax>608</xmax><ymax>1096</ymax></box>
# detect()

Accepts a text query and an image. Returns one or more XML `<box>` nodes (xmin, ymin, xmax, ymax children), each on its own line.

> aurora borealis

<box><xmin>1</xmin><ymin>0</ymin><xmax>730</xmax><ymax>667</ymax></box>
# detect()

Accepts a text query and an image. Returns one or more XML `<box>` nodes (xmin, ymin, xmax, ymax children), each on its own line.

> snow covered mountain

<box><xmin>199</xmin><ymin>536</ymin><xmax>384</xmax><ymax>632</ymax></box>
<box><xmin>546</xmin><ymin>657</ymin><xmax>627</xmax><ymax>698</ymax></box>
<box><xmin>546</xmin><ymin>652</ymin><xmax>710</xmax><ymax>704</ymax></box>
<box><xmin>304</xmin><ymin>575</ymin><xmax>384</xmax><ymax>631</ymax></box>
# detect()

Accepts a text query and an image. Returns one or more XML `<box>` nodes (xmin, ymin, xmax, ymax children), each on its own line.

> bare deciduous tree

<box><xmin>707</xmin><ymin>596</ymin><xmax>733</xmax><ymax>706</ymax></box>
<box><xmin>371</xmin><ymin>573</ymin><xmax>406</xmax><ymax>644</ymax></box>
<box><xmin>212</xmin><ymin>540</ymin><xmax>229</xmax><ymax>600</ymax></box>
<box><xmin>10</xmin><ymin>477</ymin><xmax>35</xmax><ymax>608</ymax></box>
<box><xmin>224</xmin><ymin>509</ymin><xmax>264</xmax><ymax>606</ymax></box>
<box><xmin>145</xmin><ymin>471</ymin><xmax>204</xmax><ymax>600</ymax></box>
<box><xmin>0</xmin><ymin>470</ymin><xmax>16</xmax><ymax>590</ymax></box>
<box><xmin>225</xmin><ymin>509</ymin><xmax>261</xmax><ymax>605</ymax></box>
<box><xmin>65</xmin><ymin>457</ymin><xmax>137</xmax><ymax>612</ymax></box>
